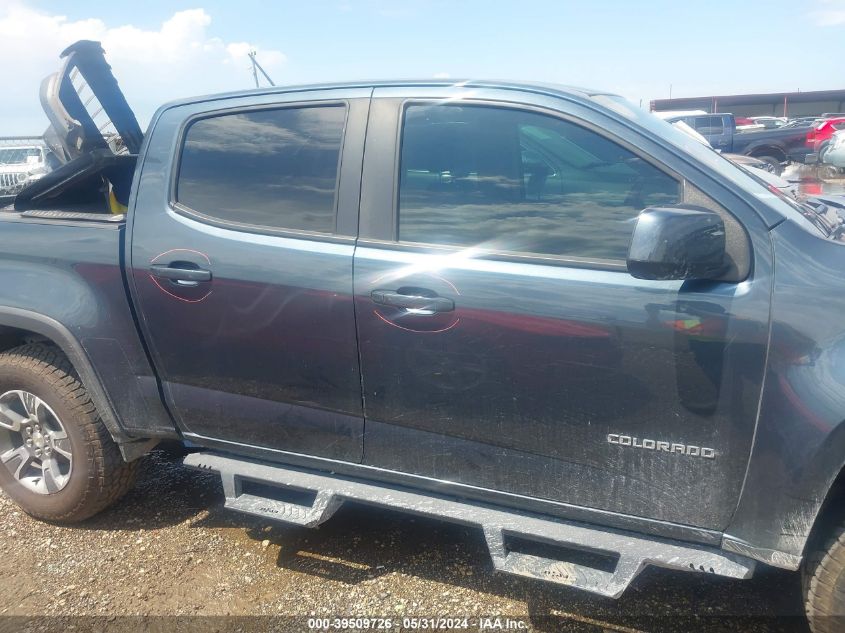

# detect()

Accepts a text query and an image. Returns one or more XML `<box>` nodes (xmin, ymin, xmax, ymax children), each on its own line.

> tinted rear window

<box><xmin>176</xmin><ymin>105</ymin><xmax>346</xmax><ymax>233</ymax></box>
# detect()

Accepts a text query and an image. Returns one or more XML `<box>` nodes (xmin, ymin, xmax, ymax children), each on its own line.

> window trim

<box><xmin>391</xmin><ymin>98</ymin><xmax>685</xmax><ymax>267</ymax></box>
<box><xmin>356</xmin><ymin>237</ymin><xmax>629</xmax><ymax>272</ymax></box>
<box><xmin>168</xmin><ymin>99</ymin><xmax>352</xmax><ymax>242</ymax></box>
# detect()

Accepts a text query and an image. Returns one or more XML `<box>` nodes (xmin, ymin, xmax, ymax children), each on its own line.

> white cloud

<box><xmin>812</xmin><ymin>0</ymin><xmax>845</xmax><ymax>25</ymax></box>
<box><xmin>0</xmin><ymin>2</ymin><xmax>286</xmax><ymax>134</ymax></box>
<box><xmin>433</xmin><ymin>72</ymin><xmax>451</xmax><ymax>79</ymax></box>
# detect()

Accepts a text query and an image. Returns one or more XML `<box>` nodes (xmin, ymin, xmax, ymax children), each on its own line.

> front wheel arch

<box><xmin>803</xmin><ymin>463</ymin><xmax>845</xmax><ymax>562</ymax></box>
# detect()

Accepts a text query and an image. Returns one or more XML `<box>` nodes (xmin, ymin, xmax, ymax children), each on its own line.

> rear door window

<box><xmin>693</xmin><ymin>116</ymin><xmax>724</xmax><ymax>136</ymax></box>
<box><xmin>706</xmin><ymin>116</ymin><xmax>725</xmax><ymax>134</ymax></box>
<box><xmin>176</xmin><ymin>105</ymin><xmax>346</xmax><ymax>234</ymax></box>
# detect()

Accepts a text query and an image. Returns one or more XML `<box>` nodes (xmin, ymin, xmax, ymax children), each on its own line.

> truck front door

<box><xmin>353</xmin><ymin>89</ymin><xmax>772</xmax><ymax>530</ymax></box>
<box><xmin>129</xmin><ymin>90</ymin><xmax>369</xmax><ymax>462</ymax></box>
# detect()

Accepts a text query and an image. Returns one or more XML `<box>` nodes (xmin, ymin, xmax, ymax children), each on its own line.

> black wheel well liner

<box><xmin>746</xmin><ymin>146</ymin><xmax>787</xmax><ymax>161</ymax></box>
<box><xmin>0</xmin><ymin>307</ymin><xmax>131</xmax><ymax>444</ymax></box>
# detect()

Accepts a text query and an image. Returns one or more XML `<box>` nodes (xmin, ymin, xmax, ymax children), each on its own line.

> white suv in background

<box><xmin>0</xmin><ymin>143</ymin><xmax>50</xmax><ymax>198</ymax></box>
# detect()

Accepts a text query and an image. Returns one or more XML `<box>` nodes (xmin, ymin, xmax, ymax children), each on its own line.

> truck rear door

<box><xmin>690</xmin><ymin>115</ymin><xmax>732</xmax><ymax>151</ymax></box>
<box><xmin>128</xmin><ymin>89</ymin><xmax>370</xmax><ymax>461</ymax></box>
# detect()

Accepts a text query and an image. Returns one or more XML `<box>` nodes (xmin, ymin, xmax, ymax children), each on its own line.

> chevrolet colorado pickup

<box><xmin>2</xmin><ymin>42</ymin><xmax>845</xmax><ymax>631</ymax></box>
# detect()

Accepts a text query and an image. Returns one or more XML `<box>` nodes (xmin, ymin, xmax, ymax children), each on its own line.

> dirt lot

<box><xmin>0</xmin><ymin>449</ymin><xmax>810</xmax><ymax>633</ymax></box>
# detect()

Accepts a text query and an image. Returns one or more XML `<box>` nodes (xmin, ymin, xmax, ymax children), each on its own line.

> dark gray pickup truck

<box><xmin>663</xmin><ymin>112</ymin><xmax>814</xmax><ymax>173</ymax></box>
<box><xmin>3</xmin><ymin>42</ymin><xmax>845</xmax><ymax>631</ymax></box>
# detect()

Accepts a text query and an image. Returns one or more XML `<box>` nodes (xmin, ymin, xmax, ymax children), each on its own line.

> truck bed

<box><xmin>0</xmin><ymin>209</ymin><xmax>176</xmax><ymax>439</ymax></box>
<box><xmin>732</xmin><ymin>125</ymin><xmax>813</xmax><ymax>162</ymax></box>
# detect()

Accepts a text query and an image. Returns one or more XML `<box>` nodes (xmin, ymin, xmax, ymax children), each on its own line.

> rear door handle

<box><xmin>150</xmin><ymin>264</ymin><xmax>212</xmax><ymax>285</ymax></box>
<box><xmin>371</xmin><ymin>289</ymin><xmax>454</xmax><ymax>313</ymax></box>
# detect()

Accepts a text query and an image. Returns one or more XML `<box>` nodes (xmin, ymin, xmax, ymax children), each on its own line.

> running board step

<box><xmin>184</xmin><ymin>452</ymin><xmax>755</xmax><ymax>598</ymax></box>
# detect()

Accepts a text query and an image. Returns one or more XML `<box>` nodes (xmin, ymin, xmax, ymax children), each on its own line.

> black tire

<box><xmin>756</xmin><ymin>155</ymin><xmax>784</xmax><ymax>175</ymax></box>
<box><xmin>803</xmin><ymin>522</ymin><xmax>845</xmax><ymax>633</ymax></box>
<box><xmin>821</xmin><ymin>165</ymin><xmax>841</xmax><ymax>180</ymax></box>
<box><xmin>0</xmin><ymin>344</ymin><xmax>137</xmax><ymax>522</ymax></box>
<box><xmin>818</xmin><ymin>143</ymin><xmax>831</xmax><ymax>163</ymax></box>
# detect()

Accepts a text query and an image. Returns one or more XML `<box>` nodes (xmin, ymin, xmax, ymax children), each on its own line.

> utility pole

<box><xmin>248</xmin><ymin>51</ymin><xmax>275</xmax><ymax>88</ymax></box>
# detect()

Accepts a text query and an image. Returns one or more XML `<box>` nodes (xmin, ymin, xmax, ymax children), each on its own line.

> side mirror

<box><xmin>627</xmin><ymin>206</ymin><xmax>728</xmax><ymax>281</ymax></box>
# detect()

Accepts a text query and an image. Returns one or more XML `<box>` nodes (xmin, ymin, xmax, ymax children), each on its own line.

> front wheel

<box><xmin>0</xmin><ymin>344</ymin><xmax>138</xmax><ymax>522</ymax></box>
<box><xmin>804</xmin><ymin>522</ymin><xmax>845</xmax><ymax>633</ymax></box>
<box><xmin>821</xmin><ymin>165</ymin><xmax>841</xmax><ymax>180</ymax></box>
<box><xmin>818</xmin><ymin>143</ymin><xmax>831</xmax><ymax>164</ymax></box>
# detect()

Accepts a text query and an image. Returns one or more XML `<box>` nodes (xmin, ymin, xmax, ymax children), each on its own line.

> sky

<box><xmin>2</xmin><ymin>0</ymin><xmax>844</xmax><ymax>134</ymax></box>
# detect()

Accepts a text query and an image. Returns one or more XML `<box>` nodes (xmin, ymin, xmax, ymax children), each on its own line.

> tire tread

<box><xmin>0</xmin><ymin>344</ymin><xmax>137</xmax><ymax>522</ymax></box>
<box><xmin>804</xmin><ymin>522</ymin><xmax>845</xmax><ymax>633</ymax></box>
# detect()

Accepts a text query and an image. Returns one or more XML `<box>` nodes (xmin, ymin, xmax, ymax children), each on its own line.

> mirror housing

<box><xmin>627</xmin><ymin>206</ymin><xmax>728</xmax><ymax>281</ymax></box>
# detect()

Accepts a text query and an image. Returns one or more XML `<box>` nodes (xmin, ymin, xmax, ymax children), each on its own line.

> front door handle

<box><xmin>150</xmin><ymin>264</ymin><xmax>212</xmax><ymax>286</ymax></box>
<box><xmin>371</xmin><ymin>289</ymin><xmax>454</xmax><ymax>313</ymax></box>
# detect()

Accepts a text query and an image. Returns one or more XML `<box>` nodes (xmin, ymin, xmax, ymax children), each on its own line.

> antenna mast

<box><xmin>248</xmin><ymin>50</ymin><xmax>275</xmax><ymax>88</ymax></box>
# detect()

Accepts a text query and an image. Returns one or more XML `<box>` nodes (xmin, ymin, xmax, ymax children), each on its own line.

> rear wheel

<box><xmin>755</xmin><ymin>155</ymin><xmax>783</xmax><ymax>175</ymax></box>
<box><xmin>804</xmin><ymin>521</ymin><xmax>845</xmax><ymax>633</ymax></box>
<box><xmin>0</xmin><ymin>344</ymin><xmax>137</xmax><ymax>522</ymax></box>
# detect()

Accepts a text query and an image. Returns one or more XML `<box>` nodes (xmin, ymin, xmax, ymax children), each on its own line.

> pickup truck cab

<box><xmin>3</xmin><ymin>42</ymin><xmax>845</xmax><ymax>631</ymax></box>
<box><xmin>664</xmin><ymin>112</ymin><xmax>815</xmax><ymax>173</ymax></box>
<box><xmin>671</xmin><ymin>113</ymin><xmax>737</xmax><ymax>150</ymax></box>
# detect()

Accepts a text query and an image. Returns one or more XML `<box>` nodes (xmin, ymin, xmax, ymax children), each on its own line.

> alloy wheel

<box><xmin>0</xmin><ymin>390</ymin><xmax>73</xmax><ymax>494</ymax></box>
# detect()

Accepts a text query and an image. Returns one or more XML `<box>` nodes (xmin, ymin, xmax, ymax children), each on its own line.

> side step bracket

<box><xmin>185</xmin><ymin>451</ymin><xmax>755</xmax><ymax>598</ymax></box>
<box><xmin>219</xmin><ymin>469</ymin><xmax>343</xmax><ymax>528</ymax></box>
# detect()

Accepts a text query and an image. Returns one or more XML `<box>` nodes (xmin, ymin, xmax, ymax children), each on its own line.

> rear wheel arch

<box><xmin>0</xmin><ymin>307</ymin><xmax>131</xmax><ymax>446</ymax></box>
<box><xmin>747</xmin><ymin>145</ymin><xmax>787</xmax><ymax>163</ymax></box>
<box><xmin>745</xmin><ymin>147</ymin><xmax>786</xmax><ymax>175</ymax></box>
<box><xmin>0</xmin><ymin>342</ymin><xmax>139</xmax><ymax>521</ymax></box>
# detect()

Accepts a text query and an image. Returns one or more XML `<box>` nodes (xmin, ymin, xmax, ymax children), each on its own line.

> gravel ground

<box><xmin>0</xmin><ymin>450</ymin><xmax>810</xmax><ymax>633</ymax></box>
